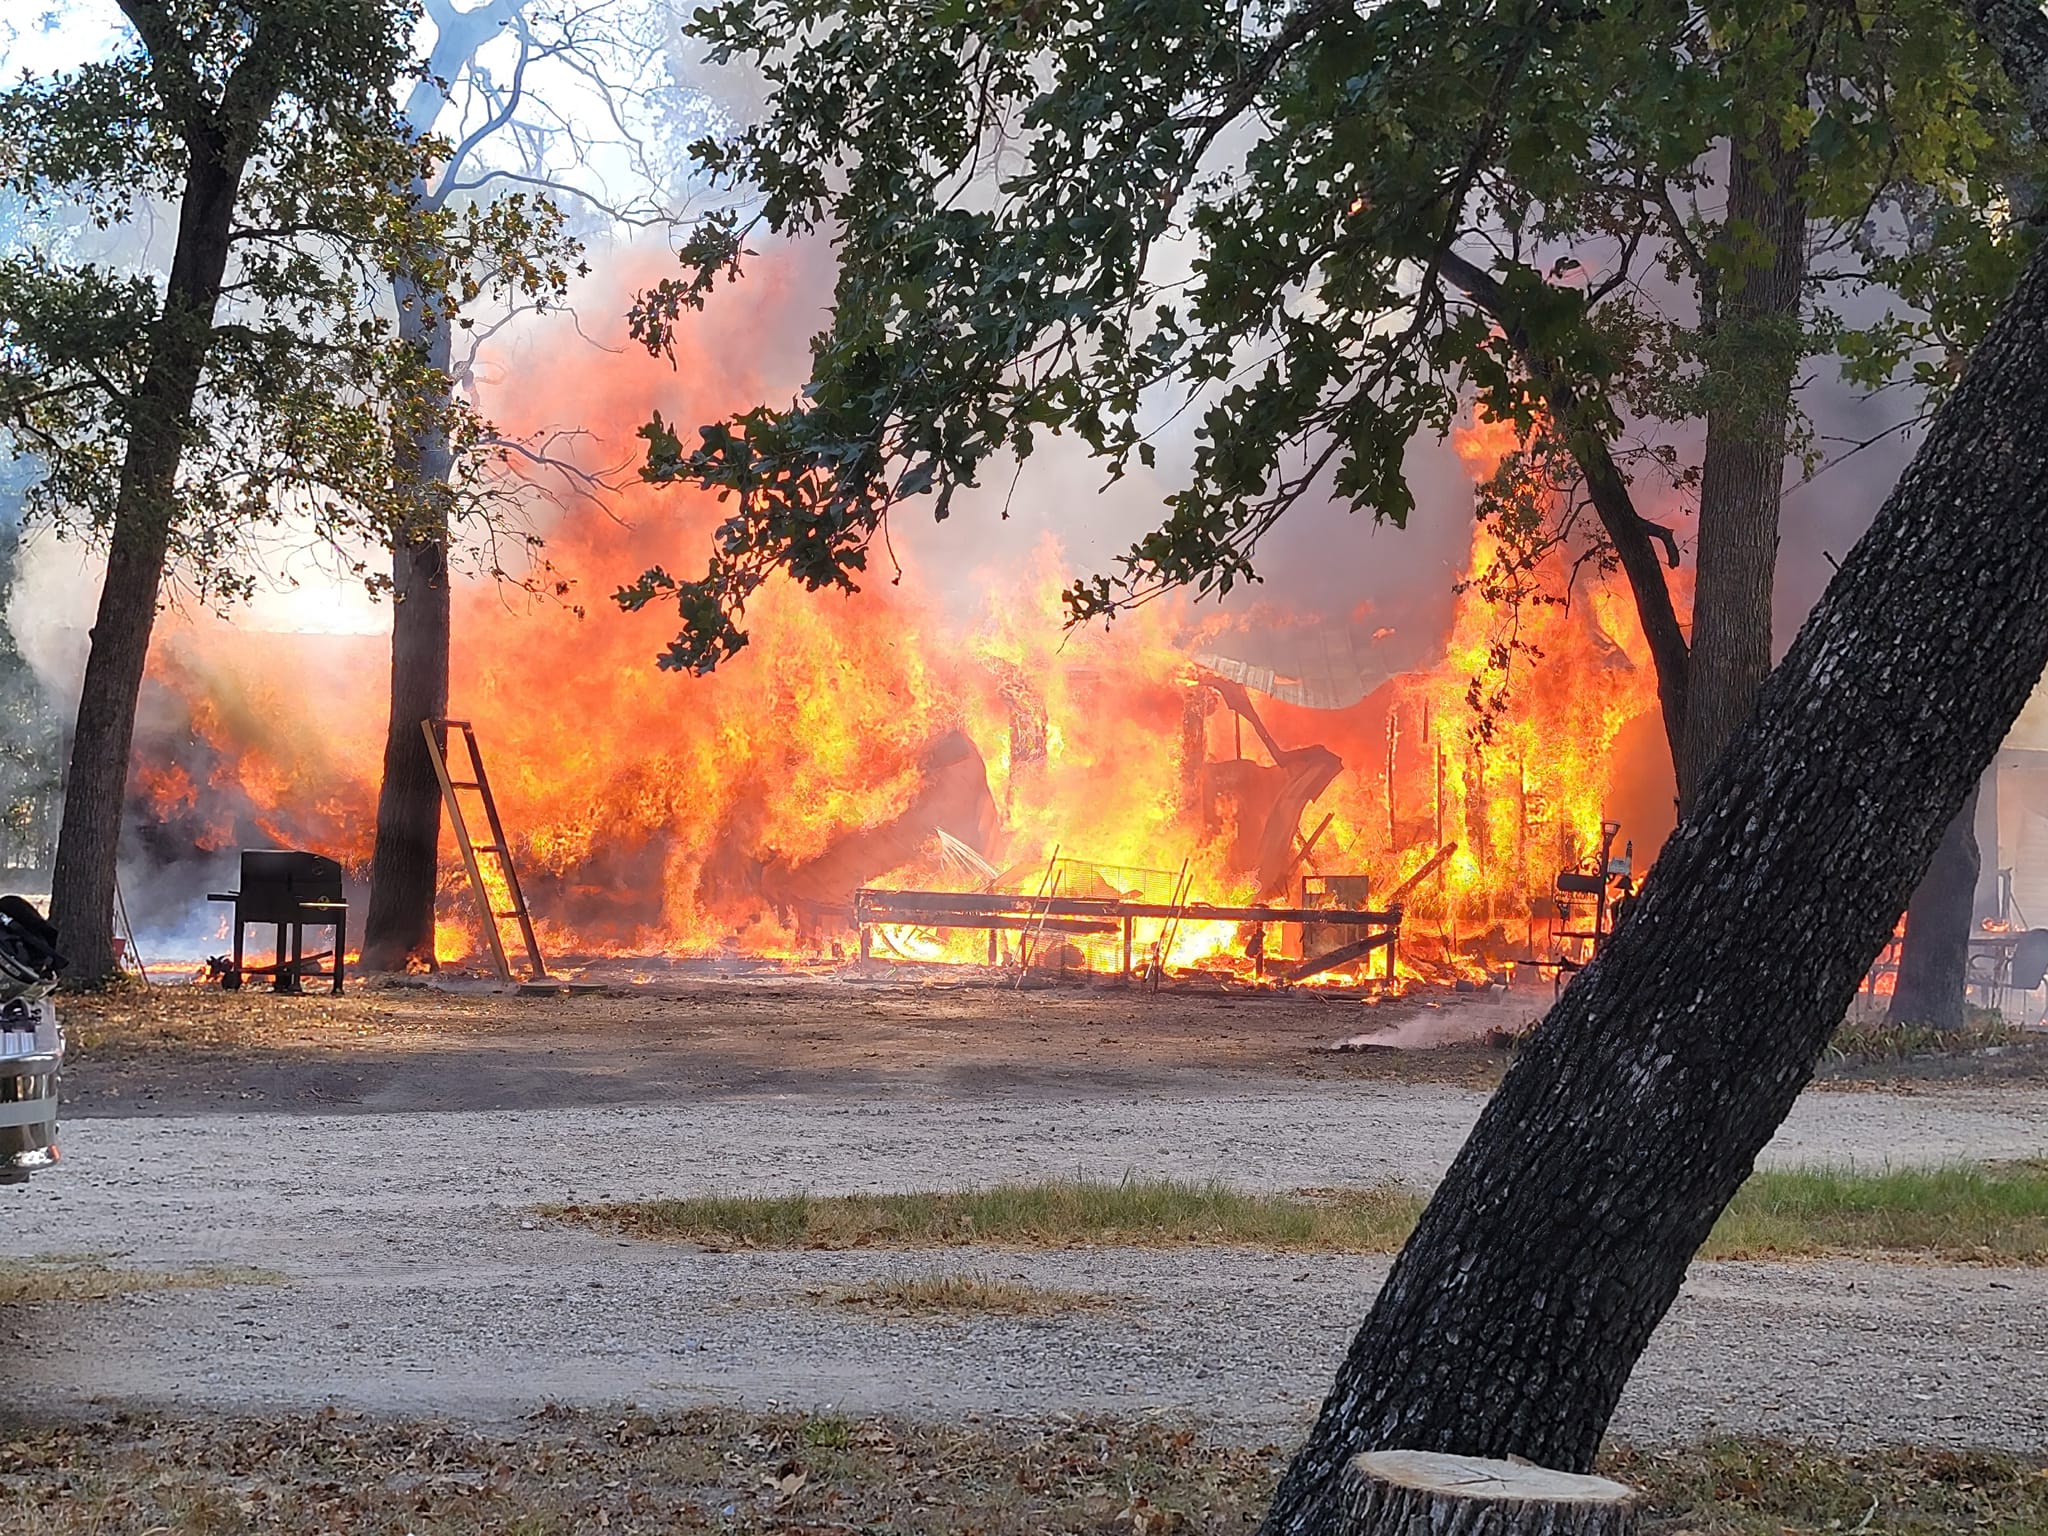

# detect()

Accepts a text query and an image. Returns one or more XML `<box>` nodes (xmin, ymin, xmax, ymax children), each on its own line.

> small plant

<box><xmin>798</xmin><ymin>1416</ymin><xmax>852</xmax><ymax>1449</ymax></box>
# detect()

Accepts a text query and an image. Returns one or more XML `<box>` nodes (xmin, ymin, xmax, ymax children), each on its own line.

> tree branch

<box><xmin>1408</xmin><ymin>0</ymin><xmax>1554</xmax><ymax>345</ymax></box>
<box><xmin>406</xmin><ymin>0</ymin><xmax>527</xmax><ymax>138</ymax></box>
<box><xmin>1438</xmin><ymin>247</ymin><xmax>1692</xmax><ymax>757</ymax></box>
<box><xmin>111</xmin><ymin>0</ymin><xmax>209</xmax><ymax>134</ymax></box>
<box><xmin>1181</xmin><ymin>0</ymin><xmax>1357</xmax><ymax>173</ymax></box>
<box><xmin>435</xmin><ymin>17</ymin><xmax>564</xmax><ymax>200</ymax></box>
<box><xmin>438</xmin><ymin>165</ymin><xmax>678</xmax><ymax>228</ymax></box>
<box><xmin>1647</xmin><ymin>181</ymin><xmax>1719</xmax><ymax>325</ymax></box>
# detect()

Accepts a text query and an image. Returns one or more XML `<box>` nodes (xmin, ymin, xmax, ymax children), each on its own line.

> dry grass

<box><xmin>819</xmin><ymin>1272</ymin><xmax>1119</xmax><ymax>1319</ymax></box>
<box><xmin>3</xmin><ymin>1407</ymin><xmax>2045</xmax><ymax>1535</ymax></box>
<box><xmin>546</xmin><ymin>1177</ymin><xmax>1424</xmax><ymax>1252</ymax></box>
<box><xmin>0</xmin><ymin>1254</ymin><xmax>283</xmax><ymax>1304</ymax></box>
<box><xmin>550</xmin><ymin>1163</ymin><xmax>2048</xmax><ymax>1264</ymax></box>
<box><xmin>60</xmin><ymin>985</ymin><xmax>461</xmax><ymax>1057</ymax></box>
<box><xmin>0</xmin><ymin>1407</ymin><xmax>1277</xmax><ymax>1536</ymax></box>
<box><xmin>1609</xmin><ymin>1437</ymin><xmax>2048</xmax><ymax>1535</ymax></box>
<box><xmin>1826</xmin><ymin>1011</ymin><xmax>2030</xmax><ymax>1064</ymax></box>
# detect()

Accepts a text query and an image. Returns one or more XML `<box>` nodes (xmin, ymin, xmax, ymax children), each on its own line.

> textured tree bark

<box><xmin>48</xmin><ymin>128</ymin><xmax>261</xmax><ymax>983</ymax></box>
<box><xmin>1887</xmin><ymin>785</ymin><xmax>1981</xmax><ymax>1030</ymax></box>
<box><xmin>1676</xmin><ymin>126</ymin><xmax>1808</xmax><ymax>810</ymax></box>
<box><xmin>359</xmin><ymin>0</ymin><xmax>522</xmax><ymax>972</ymax></box>
<box><xmin>361</xmin><ymin>296</ymin><xmax>454</xmax><ymax>973</ymax></box>
<box><xmin>1339</xmin><ymin>1452</ymin><xmax>1635</xmax><ymax>1536</ymax></box>
<box><xmin>1968</xmin><ymin>0</ymin><xmax>2048</xmax><ymax>133</ymax></box>
<box><xmin>1261</xmin><ymin>221</ymin><xmax>2048</xmax><ymax>1535</ymax></box>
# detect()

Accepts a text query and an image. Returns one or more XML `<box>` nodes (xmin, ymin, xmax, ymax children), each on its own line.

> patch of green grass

<box><xmin>1704</xmin><ymin>1160</ymin><xmax>2048</xmax><ymax>1263</ymax></box>
<box><xmin>0</xmin><ymin>1254</ymin><xmax>284</xmax><ymax>1304</ymax></box>
<box><xmin>796</xmin><ymin>1414</ymin><xmax>853</xmax><ymax>1449</ymax></box>
<box><xmin>553</xmin><ymin>1162</ymin><xmax>2048</xmax><ymax>1265</ymax></box>
<box><xmin>543</xmin><ymin>1176</ymin><xmax>1425</xmax><ymax>1253</ymax></box>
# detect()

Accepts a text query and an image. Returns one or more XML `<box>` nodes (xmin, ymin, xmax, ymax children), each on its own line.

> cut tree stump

<box><xmin>1339</xmin><ymin>1450</ymin><xmax>1637</xmax><ymax>1535</ymax></box>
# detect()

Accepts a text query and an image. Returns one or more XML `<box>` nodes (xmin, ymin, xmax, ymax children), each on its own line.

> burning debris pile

<box><xmin>116</xmin><ymin>357</ymin><xmax>1672</xmax><ymax>988</ymax></box>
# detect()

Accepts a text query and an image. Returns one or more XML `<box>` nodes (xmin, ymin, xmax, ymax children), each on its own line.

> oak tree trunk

<box><xmin>47</xmin><ymin>138</ymin><xmax>256</xmax><ymax>984</ymax></box>
<box><xmin>1675</xmin><ymin>126</ymin><xmax>1808</xmax><ymax>810</ymax></box>
<box><xmin>361</xmin><ymin>295</ymin><xmax>455</xmax><ymax>972</ymax></box>
<box><xmin>356</xmin><ymin>9</ymin><xmax>517</xmax><ymax>973</ymax></box>
<box><xmin>1887</xmin><ymin>785</ymin><xmax>1981</xmax><ymax>1030</ymax></box>
<box><xmin>1262</xmin><ymin>222</ymin><xmax>2048</xmax><ymax>1536</ymax></box>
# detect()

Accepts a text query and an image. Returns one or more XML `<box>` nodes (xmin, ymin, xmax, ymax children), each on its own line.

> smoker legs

<box><xmin>219</xmin><ymin>917</ymin><xmax>344</xmax><ymax>992</ymax></box>
<box><xmin>208</xmin><ymin>886</ymin><xmax>348</xmax><ymax>995</ymax></box>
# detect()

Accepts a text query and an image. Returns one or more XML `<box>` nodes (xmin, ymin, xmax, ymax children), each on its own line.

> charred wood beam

<box><xmin>860</xmin><ymin>912</ymin><xmax>1119</xmax><ymax>936</ymax></box>
<box><xmin>1382</xmin><ymin>842</ymin><xmax>1458</xmax><ymax>908</ymax></box>
<box><xmin>1287</xmin><ymin>931</ymin><xmax>1396</xmax><ymax>983</ymax></box>
<box><xmin>1273</xmin><ymin>812</ymin><xmax>1337</xmax><ymax>895</ymax></box>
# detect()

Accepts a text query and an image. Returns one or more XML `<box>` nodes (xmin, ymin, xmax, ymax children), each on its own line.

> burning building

<box><xmin>113</xmin><ymin>392</ymin><xmax>1678</xmax><ymax>987</ymax></box>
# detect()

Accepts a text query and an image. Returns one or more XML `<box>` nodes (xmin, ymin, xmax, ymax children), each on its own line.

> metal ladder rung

<box><xmin>422</xmin><ymin>718</ymin><xmax>549</xmax><ymax>986</ymax></box>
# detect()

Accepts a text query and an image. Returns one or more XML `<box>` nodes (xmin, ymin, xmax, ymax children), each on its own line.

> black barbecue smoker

<box><xmin>207</xmin><ymin>849</ymin><xmax>348</xmax><ymax>993</ymax></box>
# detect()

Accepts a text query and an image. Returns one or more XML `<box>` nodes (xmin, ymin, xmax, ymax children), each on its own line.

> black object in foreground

<box><xmin>207</xmin><ymin>849</ymin><xmax>348</xmax><ymax>995</ymax></box>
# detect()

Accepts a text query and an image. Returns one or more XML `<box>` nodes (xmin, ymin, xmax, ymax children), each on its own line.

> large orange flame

<box><xmin>128</xmin><ymin>266</ymin><xmax>1676</xmax><ymax>983</ymax></box>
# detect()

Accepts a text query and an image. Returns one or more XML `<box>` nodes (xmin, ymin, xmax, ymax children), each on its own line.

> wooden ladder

<box><xmin>422</xmin><ymin>718</ymin><xmax>549</xmax><ymax>984</ymax></box>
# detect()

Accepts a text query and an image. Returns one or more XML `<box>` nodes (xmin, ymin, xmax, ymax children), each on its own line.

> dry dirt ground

<box><xmin>5</xmin><ymin>975</ymin><xmax>2047</xmax><ymax>1457</ymax></box>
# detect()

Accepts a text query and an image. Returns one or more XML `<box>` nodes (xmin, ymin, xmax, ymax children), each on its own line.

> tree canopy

<box><xmin>623</xmin><ymin>0</ymin><xmax>2043</xmax><ymax>687</ymax></box>
<box><xmin>0</xmin><ymin>0</ymin><xmax>581</xmax><ymax>608</ymax></box>
<box><xmin>1</xmin><ymin>0</ymin><xmax>588</xmax><ymax>982</ymax></box>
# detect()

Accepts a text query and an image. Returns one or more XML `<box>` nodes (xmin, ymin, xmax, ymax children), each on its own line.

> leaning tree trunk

<box><xmin>361</xmin><ymin>294</ymin><xmax>455</xmax><ymax>973</ymax></box>
<box><xmin>47</xmin><ymin>142</ymin><xmax>249</xmax><ymax>985</ymax></box>
<box><xmin>1675</xmin><ymin>125</ymin><xmax>1808</xmax><ymax>811</ymax></box>
<box><xmin>1887</xmin><ymin>785</ymin><xmax>1982</xmax><ymax>1030</ymax></box>
<box><xmin>1261</xmin><ymin>205</ymin><xmax>2048</xmax><ymax>1536</ymax></box>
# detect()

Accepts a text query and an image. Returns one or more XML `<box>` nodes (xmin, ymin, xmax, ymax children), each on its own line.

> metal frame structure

<box><xmin>852</xmin><ymin>887</ymin><xmax>1402</xmax><ymax>985</ymax></box>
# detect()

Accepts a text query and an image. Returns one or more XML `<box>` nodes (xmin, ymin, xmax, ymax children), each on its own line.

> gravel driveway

<box><xmin>4</xmin><ymin>1079</ymin><xmax>2045</xmax><ymax>1448</ymax></box>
